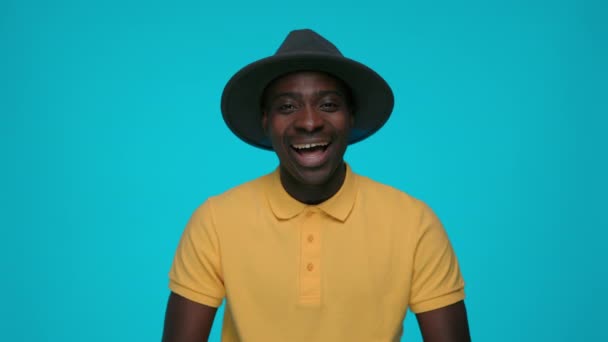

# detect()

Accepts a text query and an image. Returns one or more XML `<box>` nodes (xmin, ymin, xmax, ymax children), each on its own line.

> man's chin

<box><xmin>285</xmin><ymin>162</ymin><xmax>343</xmax><ymax>187</ymax></box>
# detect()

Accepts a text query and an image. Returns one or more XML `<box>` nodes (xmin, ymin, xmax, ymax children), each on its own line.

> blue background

<box><xmin>1</xmin><ymin>0</ymin><xmax>606</xmax><ymax>340</ymax></box>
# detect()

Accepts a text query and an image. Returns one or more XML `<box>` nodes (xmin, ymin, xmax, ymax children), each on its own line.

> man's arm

<box><xmin>415</xmin><ymin>300</ymin><xmax>471</xmax><ymax>342</ymax></box>
<box><xmin>162</xmin><ymin>292</ymin><xmax>218</xmax><ymax>342</ymax></box>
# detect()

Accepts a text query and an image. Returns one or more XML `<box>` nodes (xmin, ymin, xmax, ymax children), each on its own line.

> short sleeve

<box><xmin>168</xmin><ymin>199</ymin><xmax>225</xmax><ymax>308</ymax></box>
<box><xmin>409</xmin><ymin>203</ymin><xmax>465</xmax><ymax>313</ymax></box>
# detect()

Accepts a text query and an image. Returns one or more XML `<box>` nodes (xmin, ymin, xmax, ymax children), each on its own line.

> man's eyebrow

<box><xmin>269</xmin><ymin>92</ymin><xmax>302</xmax><ymax>102</ymax></box>
<box><xmin>269</xmin><ymin>90</ymin><xmax>345</xmax><ymax>102</ymax></box>
<box><xmin>316</xmin><ymin>90</ymin><xmax>345</xmax><ymax>98</ymax></box>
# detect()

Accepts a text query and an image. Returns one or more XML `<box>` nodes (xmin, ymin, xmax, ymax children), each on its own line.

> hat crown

<box><xmin>275</xmin><ymin>29</ymin><xmax>343</xmax><ymax>56</ymax></box>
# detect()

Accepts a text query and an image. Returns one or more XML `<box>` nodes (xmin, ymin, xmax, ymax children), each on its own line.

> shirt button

<box><xmin>306</xmin><ymin>211</ymin><xmax>315</xmax><ymax>217</ymax></box>
<box><xmin>307</xmin><ymin>235</ymin><xmax>314</xmax><ymax>243</ymax></box>
<box><xmin>307</xmin><ymin>263</ymin><xmax>314</xmax><ymax>271</ymax></box>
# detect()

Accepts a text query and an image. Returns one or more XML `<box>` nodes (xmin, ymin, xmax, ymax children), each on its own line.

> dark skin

<box><xmin>162</xmin><ymin>293</ymin><xmax>216</xmax><ymax>342</ymax></box>
<box><xmin>261</xmin><ymin>72</ymin><xmax>353</xmax><ymax>204</ymax></box>
<box><xmin>162</xmin><ymin>71</ymin><xmax>471</xmax><ymax>341</ymax></box>
<box><xmin>417</xmin><ymin>301</ymin><xmax>471</xmax><ymax>341</ymax></box>
<box><xmin>162</xmin><ymin>296</ymin><xmax>470</xmax><ymax>342</ymax></box>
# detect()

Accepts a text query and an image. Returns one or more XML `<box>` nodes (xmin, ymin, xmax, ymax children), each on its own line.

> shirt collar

<box><xmin>266</xmin><ymin>163</ymin><xmax>357</xmax><ymax>222</ymax></box>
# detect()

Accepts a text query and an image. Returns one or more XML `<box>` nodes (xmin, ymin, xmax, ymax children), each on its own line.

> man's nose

<box><xmin>294</xmin><ymin>105</ymin><xmax>323</xmax><ymax>132</ymax></box>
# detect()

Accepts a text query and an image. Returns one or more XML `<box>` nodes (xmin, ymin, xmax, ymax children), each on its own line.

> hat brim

<box><xmin>221</xmin><ymin>52</ymin><xmax>394</xmax><ymax>150</ymax></box>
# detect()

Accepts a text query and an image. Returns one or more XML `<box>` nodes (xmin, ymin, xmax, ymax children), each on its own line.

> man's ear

<box><xmin>261</xmin><ymin>112</ymin><xmax>268</xmax><ymax>134</ymax></box>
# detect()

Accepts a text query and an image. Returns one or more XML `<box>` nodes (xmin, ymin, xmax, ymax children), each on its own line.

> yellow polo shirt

<box><xmin>169</xmin><ymin>165</ymin><xmax>465</xmax><ymax>341</ymax></box>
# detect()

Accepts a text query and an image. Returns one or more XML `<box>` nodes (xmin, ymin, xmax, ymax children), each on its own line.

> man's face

<box><xmin>262</xmin><ymin>71</ymin><xmax>353</xmax><ymax>187</ymax></box>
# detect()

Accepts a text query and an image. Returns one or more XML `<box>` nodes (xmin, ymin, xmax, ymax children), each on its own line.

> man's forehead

<box><xmin>263</xmin><ymin>71</ymin><xmax>350</xmax><ymax>97</ymax></box>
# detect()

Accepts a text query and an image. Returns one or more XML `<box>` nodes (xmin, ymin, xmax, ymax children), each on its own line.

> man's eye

<box><xmin>278</xmin><ymin>103</ymin><xmax>297</xmax><ymax>112</ymax></box>
<box><xmin>321</xmin><ymin>102</ymin><xmax>339</xmax><ymax>111</ymax></box>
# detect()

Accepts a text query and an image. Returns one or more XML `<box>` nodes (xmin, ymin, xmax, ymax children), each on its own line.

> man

<box><xmin>163</xmin><ymin>29</ymin><xmax>470</xmax><ymax>341</ymax></box>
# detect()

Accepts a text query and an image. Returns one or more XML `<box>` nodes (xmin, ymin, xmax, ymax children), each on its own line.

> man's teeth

<box><xmin>292</xmin><ymin>142</ymin><xmax>329</xmax><ymax>150</ymax></box>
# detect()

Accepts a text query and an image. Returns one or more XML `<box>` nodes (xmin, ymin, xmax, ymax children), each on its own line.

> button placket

<box><xmin>299</xmin><ymin>208</ymin><xmax>322</xmax><ymax>305</ymax></box>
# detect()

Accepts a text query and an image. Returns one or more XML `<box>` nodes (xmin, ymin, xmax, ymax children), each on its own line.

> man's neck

<box><xmin>279</xmin><ymin>163</ymin><xmax>347</xmax><ymax>205</ymax></box>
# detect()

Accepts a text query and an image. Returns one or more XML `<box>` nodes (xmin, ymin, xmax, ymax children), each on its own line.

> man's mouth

<box><xmin>291</xmin><ymin>142</ymin><xmax>330</xmax><ymax>152</ymax></box>
<box><xmin>289</xmin><ymin>141</ymin><xmax>331</xmax><ymax>167</ymax></box>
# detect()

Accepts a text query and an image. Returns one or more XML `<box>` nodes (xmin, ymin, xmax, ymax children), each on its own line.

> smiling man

<box><xmin>262</xmin><ymin>71</ymin><xmax>352</xmax><ymax>204</ymax></box>
<box><xmin>163</xmin><ymin>29</ymin><xmax>470</xmax><ymax>342</ymax></box>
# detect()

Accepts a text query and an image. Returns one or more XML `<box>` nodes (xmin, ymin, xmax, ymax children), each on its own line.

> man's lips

<box><xmin>288</xmin><ymin>140</ymin><xmax>332</xmax><ymax>168</ymax></box>
<box><xmin>291</xmin><ymin>141</ymin><xmax>330</xmax><ymax>150</ymax></box>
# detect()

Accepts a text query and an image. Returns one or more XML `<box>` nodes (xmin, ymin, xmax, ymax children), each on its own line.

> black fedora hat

<box><xmin>221</xmin><ymin>29</ymin><xmax>394</xmax><ymax>150</ymax></box>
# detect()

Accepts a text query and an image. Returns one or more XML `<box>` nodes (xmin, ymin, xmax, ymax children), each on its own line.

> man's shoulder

<box><xmin>353</xmin><ymin>171</ymin><xmax>429</xmax><ymax>213</ymax></box>
<box><xmin>204</xmin><ymin>171</ymin><xmax>274</xmax><ymax>209</ymax></box>
<box><xmin>355</xmin><ymin>172</ymin><xmax>418</xmax><ymax>200</ymax></box>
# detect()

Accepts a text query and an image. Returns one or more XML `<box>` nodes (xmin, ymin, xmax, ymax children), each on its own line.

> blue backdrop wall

<box><xmin>1</xmin><ymin>0</ymin><xmax>606</xmax><ymax>340</ymax></box>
